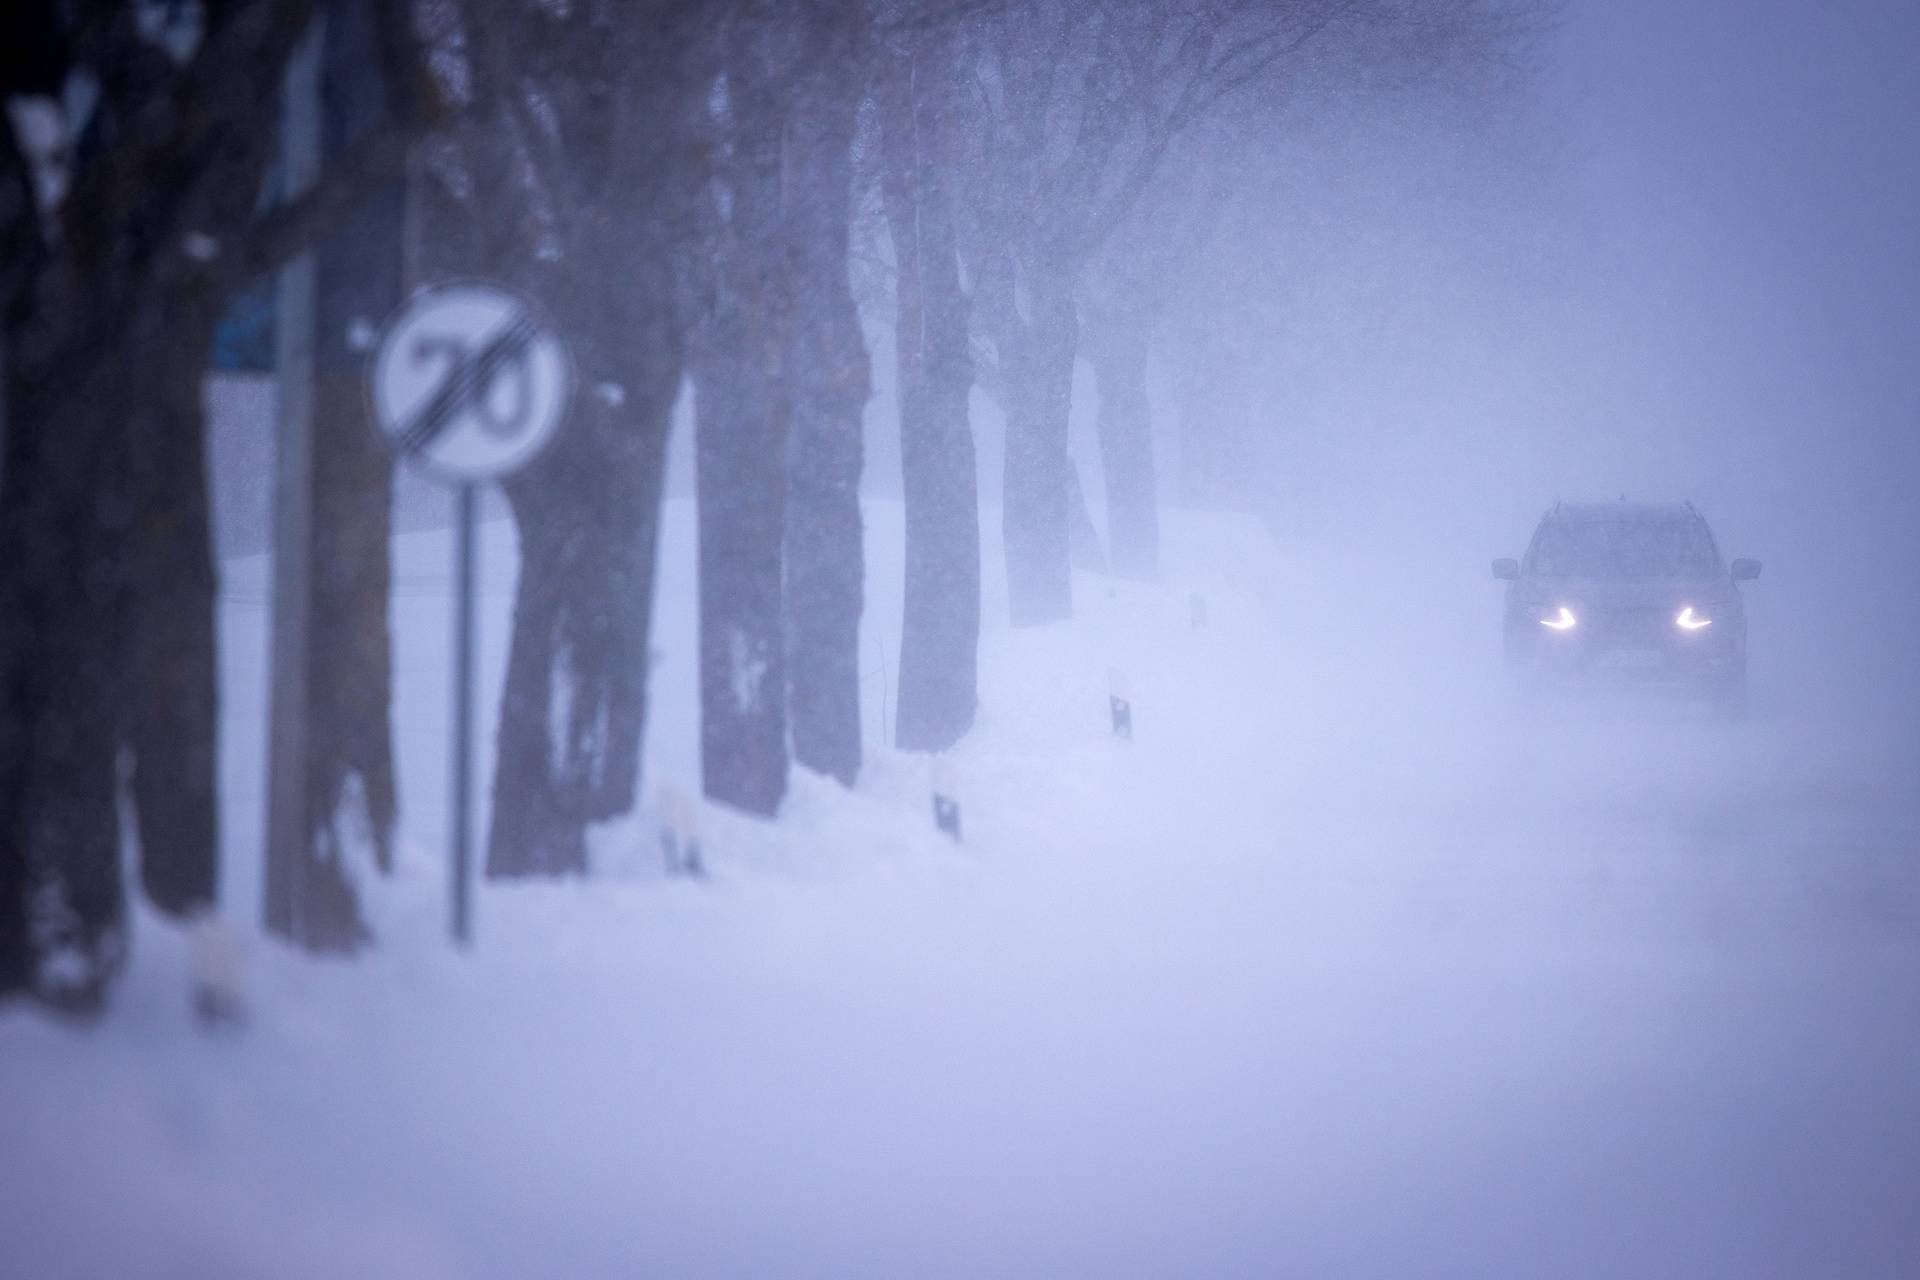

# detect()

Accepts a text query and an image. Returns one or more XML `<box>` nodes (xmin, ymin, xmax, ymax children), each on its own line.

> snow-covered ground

<box><xmin>3</xmin><ymin>498</ymin><xmax>1917</xmax><ymax>1279</ymax></box>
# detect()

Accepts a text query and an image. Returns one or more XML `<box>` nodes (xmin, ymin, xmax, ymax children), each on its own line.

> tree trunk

<box><xmin>0</xmin><ymin>56</ymin><xmax>116</xmax><ymax>1006</ymax></box>
<box><xmin>124</xmin><ymin>300</ymin><xmax>222</xmax><ymax>917</ymax></box>
<box><xmin>0</xmin><ymin>350</ymin><xmax>129</xmax><ymax>1011</ymax></box>
<box><xmin>2</xmin><ymin>211</ymin><xmax>252</xmax><ymax>1008</ymax></box>
<box><xmin>305</xmin><ymin>373</ymin><xmax>397</xmax><ymax>877</ymax></box>
<box><xmin>455</xmin><ymin>5</ymin><xmax>692</xmax><ymax>873</ymax></box>
<box><xmin>304</xmin><ymin>2</ymin><xmax>403</xmax><ymax>880</ymax></box>
<box><xmin>998</xmin><ymin>264</ymin><xmax>1077</xmax><ymax>626</ymax></box>
<box><xmin>693</xmin><ymin>324</ymin><xmax>790</xmax><ymax>815</ymax></box>
<box><xmin>690</xmin><ymin>34</ymin><xmax>798</xmax><ymax>817</ymax></box>
<box><xmin>487</xmin><ymin>356</ymin><xmax>670</xmax><ymax>875</ymax></box>
<box><xmin>782</xmin><ymin>19</ymin><xmax>869</xmax><ymax>787</ymax></box>
<box><xmin>1084</xmin><ymin>306</ymin><xmax>1159</xmax><ymax>580</ymax></box>
<box><xmin>879</xmin><ymin>33</ymin><xmax>978</xmax><ymax>752</ymax></box>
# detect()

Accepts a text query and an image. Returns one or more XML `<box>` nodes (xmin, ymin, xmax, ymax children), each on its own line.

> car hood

<box><xmin>1515</xmin><ymin>577</ymin><xmax>1733</xmax><ymax>610</ymax></box>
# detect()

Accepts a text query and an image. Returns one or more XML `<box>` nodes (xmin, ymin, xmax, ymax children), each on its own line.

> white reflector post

<box><xmin>931</xmin><ymin>755</ymin><xmax>962</xmax><ymax>842</ymax></box>
<box><xmin>1108</xmin><ymin>668</ymin><xmax>1134</xmax><ymax>740</ymax></box>
<box><xmin>659</xmin><ymin>784</ymin><xmax>705</xmax><ymax>878</ymax></box>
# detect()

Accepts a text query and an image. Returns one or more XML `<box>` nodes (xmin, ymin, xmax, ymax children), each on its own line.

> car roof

<box><xmin>1546</xmin><ymin>501</ymin><xmax>1701</xmax><ymax>524</ymax></box>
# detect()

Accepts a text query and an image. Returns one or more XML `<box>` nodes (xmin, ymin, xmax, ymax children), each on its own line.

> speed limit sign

<box><xmin>370</xmin><ymin>281</ymin><xmax>572</xmax><ymax>483</ymax></box>
<box><xmin>366</xmin><ymin>280</ymin><xmax>574</xmax><ymax>949</ymax></box>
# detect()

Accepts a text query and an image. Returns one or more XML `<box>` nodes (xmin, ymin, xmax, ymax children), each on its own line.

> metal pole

<box><xmin>451</xmin><ymin>483</ymin><xmax>477</xmax><ymax>946</ymax></box>
<box><xmin>263</xmin><ymin>18</ymin><xmax>323</xmax><ymax>940</ymax></box>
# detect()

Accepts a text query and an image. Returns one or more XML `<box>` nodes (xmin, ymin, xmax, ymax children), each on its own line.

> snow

<box><xmin>3</xmin><ymin>499</ymin><xmax>1918</xmax><ymax>1278</ymax></box>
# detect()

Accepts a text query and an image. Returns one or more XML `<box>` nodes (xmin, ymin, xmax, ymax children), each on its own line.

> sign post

<box><xmin>449</xmin><ymin>482</ymin><xmax>477</xmax><ymax>943</ymax></box>
<box><xmin>369</xmin><ymin>282</ymin><xmax>571</xmax><ymax>946</ymax></box>
<box><xmin>263</xmin><ymin>19</ymin><xmax>321</xmax><ymax>946</ymax></box>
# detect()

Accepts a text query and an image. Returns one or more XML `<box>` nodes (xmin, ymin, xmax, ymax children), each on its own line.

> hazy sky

<box><xmin>1554</xmin><ymin>0</ymin><xmax>1920</xmax><ymax>492</ymax></box>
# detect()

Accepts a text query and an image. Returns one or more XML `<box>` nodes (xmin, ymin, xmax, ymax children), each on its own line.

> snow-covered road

<box><xmin>3</xmin><ymin>504</ymin><xmax>1916</xmax><ymax>1278</ymax></box>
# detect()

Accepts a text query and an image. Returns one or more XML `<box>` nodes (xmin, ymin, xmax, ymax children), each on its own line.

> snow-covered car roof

<box><xmin>1550</xmin><ymin>501</ymin><xmax>1700</xmax><ymax>524</ymax></box>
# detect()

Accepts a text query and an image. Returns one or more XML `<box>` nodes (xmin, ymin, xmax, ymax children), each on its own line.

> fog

<box><xmin>1191</xmin><ymin>0</ymin><xmax>1920</xmax><ymax>710</ymax></box>
<box><xmin>3</xmin><ymin>1</ymin><xmax>1918</xmax><ymax>1275</ymax></box>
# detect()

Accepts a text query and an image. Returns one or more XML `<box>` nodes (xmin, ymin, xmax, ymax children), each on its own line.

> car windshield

<box><xmin>1528</xmin><ymin>518</ymin><xmax>1720</xmax><ymax>579</ymax></box>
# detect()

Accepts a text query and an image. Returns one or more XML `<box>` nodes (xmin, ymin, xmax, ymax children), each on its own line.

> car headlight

<box><xmin>1539</xmin><ymin>606</ymin><xmax>1577</xmax><ymax>630</ymax></box>
<box><xmin>1675</xmin><ymin>606</ymin><xmax>1712</xmax><ymax>631</ymax></box>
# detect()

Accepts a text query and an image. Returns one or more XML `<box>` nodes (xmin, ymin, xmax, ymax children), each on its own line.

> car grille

<box><xmin>1589</xmin><ymin>606</ymin><xmax>1670</xmax><ymax>647</ymax></box>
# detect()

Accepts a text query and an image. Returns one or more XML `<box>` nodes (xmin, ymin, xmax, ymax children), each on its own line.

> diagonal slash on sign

<box><xmin>395</xmin><ymin>310</ymin><xmax>541</xmax><ymax>456</ymax></box>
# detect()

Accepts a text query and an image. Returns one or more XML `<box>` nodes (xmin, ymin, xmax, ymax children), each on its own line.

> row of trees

<box><xmin>0</xmin><ymin>0</ymin><xmax>445</xmax><ymax>1005</ymax></box>
<box><xmin>0</xmin><ymin>0</ymin><xmax>1526</xmax><ymax>1010</ymax></box>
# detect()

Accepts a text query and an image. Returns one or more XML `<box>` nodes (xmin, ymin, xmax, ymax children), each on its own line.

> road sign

<box><xmin>367</xmin><ymin>280</ymin><xmax>572</xmax><ymax>948</ymax></box>
<box><xmin>370</xmin><ymin>281</ymin><xmax>571</xmax><ymax>483</ymax></box>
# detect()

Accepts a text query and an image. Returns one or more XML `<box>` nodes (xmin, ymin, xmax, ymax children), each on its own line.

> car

<box><xmin>1492</xmin><ymin>501</ymin><xmax>1760</xmax><ymax>715</ymax></box>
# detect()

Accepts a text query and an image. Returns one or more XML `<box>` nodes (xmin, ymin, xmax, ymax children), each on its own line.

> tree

<box><xmin>954</xmin><ymin>1</ymin><xmax>1221</xmax><ymax>622</ymax></box>
<box><xmin>878</xmin><ymin>18</ymin><xmax>980</xmax><ymax>750</ymax></box>
<box><xmin>957</xmin><ymin>0</ymin><xmax>1507</xmax><ymax>621</ymax></box>
<box><xmin>308</xmin><ymin>0</ymin><xmax>405</xmax><ymax>889</ymax></box>
<box><xmin>689</xmin><ymin>1</ymin><xmax>874</xmax><ymax>812</ymax></box>
<box><xmin>0</xmin><ymin>3</ymin><xmax>319</xmax><ymax>1007</ymax></box>
<box><xmin>686</xmin><ymin>15</ymin><xmax>797</xmax><ymax>818</ymax></box>
<box><xmin>1079</xmin><ymin>151</ymin><xmax>1228</xmax><ymax>578</ymax></box>
<box><xmin>782</xmin><ymin>6</ymin><xmax>873</xmax><ymax>788</ymax></box>
<box><xmin>437</xmin><ymin>0</ymin><xmax>708</xmax><ymax>875</ymax></box>
<box><xmin>1</xmin><ymin>0</ymin><xmax>433</xmax><ymax>1005</ymax></box>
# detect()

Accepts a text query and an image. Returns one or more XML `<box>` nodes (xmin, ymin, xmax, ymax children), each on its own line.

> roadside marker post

<box><xmin>1108</xmin><ymin>668</ymin><xmax>1134</xmax><ymax>740</ymax></box>
<box><xmin>189</xmin><ymin>917</ymin><xmax>249</xmax><ymax>1028</ymax></box>
<box><xmin>369</xmin><ymin>282</ymin><xmax>572</xmax><ymax>946</ymax></box>
<box><xmin>931</xmin><ymin>755</ymin><xmax>962</xmax><ymax>843</ymax></box>
<box><xmin>660</xmin><ymin>785</ymin><xmax>706</xmax><ymax>879</ymax></box>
